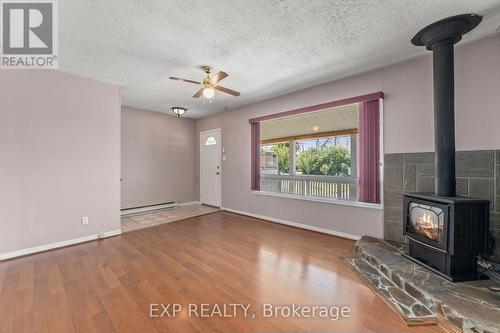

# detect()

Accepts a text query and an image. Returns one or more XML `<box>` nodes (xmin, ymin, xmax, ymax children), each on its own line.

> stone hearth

<box><xmin>343</xmin><ymin>236</ymin><xmax>500</xmax><ymax>333</ymax></box>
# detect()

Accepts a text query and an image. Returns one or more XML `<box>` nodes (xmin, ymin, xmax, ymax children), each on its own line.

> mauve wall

<box><xmin>384</xmin><ymin>34</ymin><xmax>500</xmax><ymax>153</ymax></box>
<box><xmin>121</xmin><ymin>107</ymin><xmax>197</xmax><ymax>209</ymax></box>
<box><xmin>195</xmin><ymin>34</ymin><xmax>500</xmax><ymax>239</ymax></box>
<box><xmin>0</xmin><ymin>70</ymin><xmax>121</xmax><ymax>255</ymax></box>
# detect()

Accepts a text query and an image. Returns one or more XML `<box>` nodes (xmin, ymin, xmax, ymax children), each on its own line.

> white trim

<box><xmin>121</xmin><ymin>201</ymin><xmax>201</xmax><ymax>216</ymax></box>
<box><xmin>0</xmin><ymin>229</ymin><xmax>122</xmax><ymax>261</ymax></box>
<box><xmin>121</xmin><ymin>202</ymin><xmax>175</xmax><ymax>216</ymax></box>
<box><xmin>199</xmin><ymin>128</ymin><xmax>222</xmax><ymax>208</ymax></box>
<box><xmin>199</xmin><ymin>128</ymin><xmax>222</xmax><ymax>135</ymax></box>
<box><xmin>253</xmin><ymin>190</ymin><xmax>383</xmax><ymax>210</ymax></box>
<box><xmin>176</xmin><ymin>201</ymin><xmax>201</xmax><ymax>207</ymax></box>
<box><xmin>221</xmin><ymin>207</ymin><xmax>361</xmax><ymax>240</ymax></box>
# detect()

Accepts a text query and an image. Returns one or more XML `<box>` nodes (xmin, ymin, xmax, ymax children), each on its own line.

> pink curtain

<box><xmin>359</xmin><ymin>99</ymin><xmax>380</xmax><ymax>203</ymax></box>
<box><xmin>250</xmin><ymin>122</ymin><xmax>261</xmax><ymax>191</ymax></box>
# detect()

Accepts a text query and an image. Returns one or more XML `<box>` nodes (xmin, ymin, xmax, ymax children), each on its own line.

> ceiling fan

<box><xmin>169</xmin><ymin>66</ymin><xmax>240</xmax><ymax>101</ymax></box>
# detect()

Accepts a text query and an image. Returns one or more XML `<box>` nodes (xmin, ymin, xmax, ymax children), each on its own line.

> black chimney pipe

<box><xmin>411</xmin><ymin>14</ymin><xmax>482</xmax><ymax>197</ymax></box>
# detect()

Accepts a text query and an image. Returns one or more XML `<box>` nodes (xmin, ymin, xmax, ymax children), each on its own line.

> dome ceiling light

<box><xmin>171</xmin><ymin>106</ymin><xmax>187</xmax><ymax>117</ymax></box>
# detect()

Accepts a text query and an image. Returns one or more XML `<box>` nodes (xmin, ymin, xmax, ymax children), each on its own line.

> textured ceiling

<box><xmin>59</xmin><ymin>0</ymin><xmax>500</xmax><ymax>118</ymax></box>
<box><xmin>261</xmin><ymin>104</ymin><xmax>358</xmax><ymax>141</ymax></box>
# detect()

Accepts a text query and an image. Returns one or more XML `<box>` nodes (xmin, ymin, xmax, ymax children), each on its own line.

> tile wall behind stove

<box><xmin>383</xmin><ymin>150</ymin><xmax>499</xmax><ymax>262</ymax></box>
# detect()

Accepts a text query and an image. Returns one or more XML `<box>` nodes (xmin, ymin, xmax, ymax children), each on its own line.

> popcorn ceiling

<box><xmin>59</xmin><ymin>0</ymin><xmax>500</xmax><ymax>118</ymax></box>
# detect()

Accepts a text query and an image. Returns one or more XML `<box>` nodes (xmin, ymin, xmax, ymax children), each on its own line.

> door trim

<box><xmin>200</xmin><ymin>128</ymin><xmax>222</xmax><ymax>207</ymax></box>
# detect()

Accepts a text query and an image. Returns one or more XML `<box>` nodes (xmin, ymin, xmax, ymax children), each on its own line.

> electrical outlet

<box><xmin>81</xmin><ymin>216</ymin><xmax>89</xmax><ymax>225</ymax></box>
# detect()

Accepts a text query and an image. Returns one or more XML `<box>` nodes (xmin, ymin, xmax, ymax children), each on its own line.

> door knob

<box><xmin>216</xmin><ymin>172</ymin><xmax>220</xmax><ymax>175</ymax></box>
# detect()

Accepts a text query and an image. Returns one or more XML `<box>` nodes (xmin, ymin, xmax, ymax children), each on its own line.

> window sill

<box><xmin>252</xmin><ymin>190</ymin><xmax>383</xmax><ymax>210</ymax></box>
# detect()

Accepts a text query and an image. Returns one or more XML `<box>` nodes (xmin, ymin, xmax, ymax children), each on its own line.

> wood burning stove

<box><xmin>403</xmin><ymin>14</ymin><xmax>490</xmax><ymax>282</ymax></box>
<box><xmin>403</xmin><ymin>193</ymin><xmax>489</xmax><ymax>281</ymax></box>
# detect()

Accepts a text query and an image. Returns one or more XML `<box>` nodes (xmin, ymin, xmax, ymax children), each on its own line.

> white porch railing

<box><xmin>260</xmin><ymin>174</ymin><xmax>358</xmax><ymax>201</ymax></box>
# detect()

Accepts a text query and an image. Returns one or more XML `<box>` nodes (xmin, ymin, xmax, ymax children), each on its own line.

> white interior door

<box><xmin>200</xmin><ymin>129</ymin><xmax>221</xmax><ymax>207</ymax></box>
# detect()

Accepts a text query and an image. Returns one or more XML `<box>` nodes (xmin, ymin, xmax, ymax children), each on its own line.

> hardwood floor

<box><xmin>0</xmin><ymin>211</ymin><xmax>445</xmax><ymax>333</ymax></box>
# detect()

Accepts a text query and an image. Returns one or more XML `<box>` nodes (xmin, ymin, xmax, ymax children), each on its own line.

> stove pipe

<box><xmin>411</xmin><ymin>14</ymin><xmax>482</xmax><ymax>197</ymax></box>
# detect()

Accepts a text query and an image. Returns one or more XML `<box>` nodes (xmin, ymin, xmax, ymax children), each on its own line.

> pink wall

<box><xmin>195</xmin><ymin>34</ymin><xmax>500</xmax><ymax>238</ymax></box>
<box><xmin>383</xmin><ymin>34</ymin><xmax>500</xmax><ymax>153</ymax></box>
<box><xmin>121</xmin><ymin>107</ymin><xmax>197</xmax><ymax>208</ymax></box>
<box><xmin>0</xmin><ymin>70</ymin><xmax>121</xmax><ymax>255</ymax></box>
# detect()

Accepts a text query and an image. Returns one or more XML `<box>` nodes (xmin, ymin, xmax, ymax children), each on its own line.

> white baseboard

<box><xmin>221</xmin><ymin>207</ymin><xmax>361</xmax><ymax>241</ymax></box>
<box><xmin>121</xmin><ymin>201</ymin><xmax>201</xmax><ymax>216</ymax></box>
<box><xmin>177</xmin><ymin>201</ymin><xmax>201</xmax><ymax>207</ymax></box>
<box><xmin>99</xmin><ymin>229</ymin><xmax>122</xmax><ymax>238</ymax></box>
<box><xmin>0</xmin><ymin>229</ymin><xmax>122</xmax><ymax>261</ymax></box>
<box><xmin>121</xmin><ymin>202</ymin><xmax>175</xmax><ymax>216</ymax></box>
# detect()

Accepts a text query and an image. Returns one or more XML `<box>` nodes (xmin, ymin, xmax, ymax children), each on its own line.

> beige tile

<box><xmin>120</xmin><ymin>204</ymin><xmax>220</xmax><ymax>233</ymax></box>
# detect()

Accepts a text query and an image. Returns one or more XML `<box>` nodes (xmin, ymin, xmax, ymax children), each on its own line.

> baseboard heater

<box><xmin>121</xmin><ymin>201</ymin><xmax>175</xmax><ymax>216</ymax></box>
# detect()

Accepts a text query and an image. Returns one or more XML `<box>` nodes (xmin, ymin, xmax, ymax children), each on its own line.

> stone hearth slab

<box><xmin>351</xmin><ymin>236</ymin><xmax>500</xmax><ymax>333</ymax></box>
<box><xmin>342</xmin><ymin>257</ymin><xmax>437</xmax><ymax>326</ymax></box>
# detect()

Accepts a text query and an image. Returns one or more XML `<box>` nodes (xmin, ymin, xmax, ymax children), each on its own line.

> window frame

<box><xmin>249</xmin><ymin>92</ymin><xmax>384</xmax><ymax>207</ymax></box>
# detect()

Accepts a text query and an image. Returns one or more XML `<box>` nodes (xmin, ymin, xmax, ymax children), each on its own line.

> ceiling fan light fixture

<box><xmin>203</xmin><ymin>87</ymin><xmax>215</xmax><ymax>99</ymax></box>
<box><xmin>169</xmin><ymin>66</ymin><xmax>240</xmax><ymax>99</ymax></box>
<box><xmin>171</xmin><ymin>106</ymin><xmax>187</xmax><ymax>117</ymax></box>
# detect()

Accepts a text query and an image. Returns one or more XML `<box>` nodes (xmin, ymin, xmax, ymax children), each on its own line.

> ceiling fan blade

<box><xmin>193</xmin><ymin>88</ymin><xmax>204</xmax><ymax>98</ymax></box>
<box><xmin>215</xmin><ymin>85</ymin><xmax>240</xmax><ymax>96</ymax></box>
<box><xmin>169</xmin><ymin>76</ymin><xmax>201</xmax><ymax>85</ymax></box>
<box><xmin>210</xmin><ymin>71</ymin><xmax>228</xmax><ymax>84</ymax></box>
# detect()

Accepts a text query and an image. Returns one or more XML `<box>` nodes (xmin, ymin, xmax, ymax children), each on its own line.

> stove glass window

<box><xmin>408</xmin><ymin>202</ymin><xmax>444</xmax><ymax>242</ymax></box>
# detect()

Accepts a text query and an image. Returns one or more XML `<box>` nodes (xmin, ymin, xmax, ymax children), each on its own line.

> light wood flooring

<box><xmin>0</xmin><ymin>211</ymin><xmax>445</xmax><ymax>332</ymax></box>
